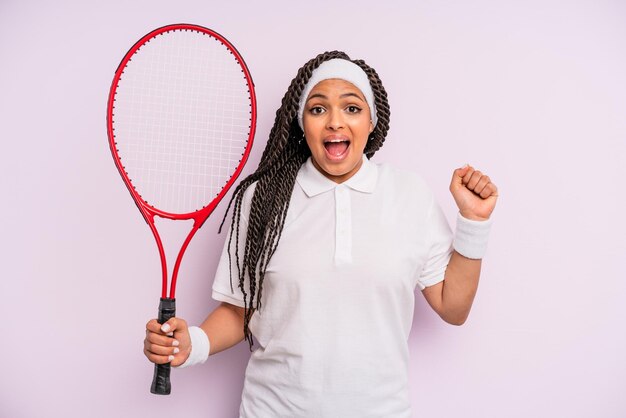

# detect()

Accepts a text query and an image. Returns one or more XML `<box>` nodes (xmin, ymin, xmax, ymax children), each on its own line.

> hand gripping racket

<box><xmin>106</xmin><ymin>24</ymin><xmax>256</xmax><ymax>395</ymax></box>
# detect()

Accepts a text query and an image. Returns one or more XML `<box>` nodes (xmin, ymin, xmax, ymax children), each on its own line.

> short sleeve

<box><xmin>211</xmin><ymin>183</ymin><xmax>259</xmax><ymax>309</ymax></box>
<box><xmin>414</xmin><ymin>191</ymin><xmax>454</xmax><ymax>291</ymax></box>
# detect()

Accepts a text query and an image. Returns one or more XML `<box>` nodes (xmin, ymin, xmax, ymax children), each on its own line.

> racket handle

<box><xmin>150</xmin><ymin>297</ymin><xmax>176</xmax><ymax>395</ymax></box>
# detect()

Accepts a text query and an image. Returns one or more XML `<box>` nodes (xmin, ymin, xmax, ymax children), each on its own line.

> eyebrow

<box><xmin>306</xmin><ymin>92</ymin><xmax>365</xmax><ymax>103</ymax></box>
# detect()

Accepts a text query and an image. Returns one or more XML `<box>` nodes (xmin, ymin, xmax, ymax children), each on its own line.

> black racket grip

<box><xmin>150</xmin><ymin>297</ymin><xmax>176</xmax><ymax>395</ymax></box>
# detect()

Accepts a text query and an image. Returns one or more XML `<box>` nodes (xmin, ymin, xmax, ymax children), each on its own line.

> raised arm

<box><xmin>422</xmin><ymin>251</ymin><xmax>481</xmax><ymax>325</ymax></box>
<box><xmin>422</xmin><ymin>163</ymin><xmax>498</xmax><ymax>326</ymax></box>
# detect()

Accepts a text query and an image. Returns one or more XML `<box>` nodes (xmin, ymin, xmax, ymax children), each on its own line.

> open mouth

<box><xmin>323</xmin><ymin>138</ymin><xmax>351</xmax><ymax>159</ymax></box>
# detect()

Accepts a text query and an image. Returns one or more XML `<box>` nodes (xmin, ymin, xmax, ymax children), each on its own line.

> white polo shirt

<box><xmin>211</xmin><ymin>154</ymin><xmax>454</xmax><ymax>418</ymax></box>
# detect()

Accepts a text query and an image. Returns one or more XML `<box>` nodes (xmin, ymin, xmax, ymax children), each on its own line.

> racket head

<box><xmin>107</xmin><ymin>23</ymin><xmax>256</xmax><ymax>224</ymax></box>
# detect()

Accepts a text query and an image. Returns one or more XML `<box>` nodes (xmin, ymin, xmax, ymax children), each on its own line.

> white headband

<box><xmin>297</xmin><ymin>58</ymin><xmax>378</xmax><ymax>131</ymax></box>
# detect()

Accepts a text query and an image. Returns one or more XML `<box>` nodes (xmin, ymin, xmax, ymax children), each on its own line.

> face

<box><xmin>302</xmin><ymin>78</ymin><xmax>374</xmax><ymax>184</ymax></box>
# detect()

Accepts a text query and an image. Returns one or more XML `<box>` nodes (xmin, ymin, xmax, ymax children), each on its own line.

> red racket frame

<box><xmin>106</xmin><ymin>23</ymin><xmax>256</xmax><ymax>300</ymax></box>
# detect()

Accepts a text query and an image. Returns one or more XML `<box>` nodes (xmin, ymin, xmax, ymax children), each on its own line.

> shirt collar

<box><xmin>296</xmin><ymin>154</ymin><xmax>379</xmax><ymax>197</ymax></box>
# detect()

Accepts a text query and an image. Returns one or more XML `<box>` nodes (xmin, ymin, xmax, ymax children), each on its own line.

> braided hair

<box><xmin>217</xmin><ymin>50</ymin><xmax>391</xmax><ymax>351</ymax></box>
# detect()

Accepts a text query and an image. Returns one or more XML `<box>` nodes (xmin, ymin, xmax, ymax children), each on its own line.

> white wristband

<box><xmin>453</xmin><ymin>212</ymin><xmax>493</xmax><ymax>259</ymax></box>
<box><xmin>176</xmin><ymin>326</ymin><xmax>210</xmax><ymax>369</ymax></box>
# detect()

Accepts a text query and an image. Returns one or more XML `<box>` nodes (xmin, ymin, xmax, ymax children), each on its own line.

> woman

<box><xmin>144</xmin><ymin>50</ymin><xmax>498</xmax><ymax>417</ymax></box>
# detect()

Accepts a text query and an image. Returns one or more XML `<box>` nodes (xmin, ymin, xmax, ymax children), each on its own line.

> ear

<box><xmin>369</xmin><ymin>120</ymin><xmax>374</xmax><ymax>133</ymax></box>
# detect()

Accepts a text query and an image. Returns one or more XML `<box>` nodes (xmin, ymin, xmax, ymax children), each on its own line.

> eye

<box><xmin>346</xmin><ymin>105</ymin><xmax>362</xmax><ymax>114</ymax></box>
<box><xmin>309</xmin><ymin>106</ymin><xmax>325</xmax><ymax>115</ymax></box>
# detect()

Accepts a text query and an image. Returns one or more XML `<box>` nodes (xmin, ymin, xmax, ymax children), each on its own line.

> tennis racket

<box><xmin>106</xmin><ymin>23</ymin><xmax>256</xmax><ymax>395</ymax></box>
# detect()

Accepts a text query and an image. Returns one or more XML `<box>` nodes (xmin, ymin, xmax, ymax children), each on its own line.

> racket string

<box><xmin>113</xmin><ymin>29</ymin><xmax>252</xmax><ymax>214</ymax></box>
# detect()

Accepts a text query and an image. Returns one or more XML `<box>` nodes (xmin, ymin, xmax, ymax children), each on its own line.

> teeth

<box><xmin>325</xmin><ymin>139</ymin><xmax>348</xmax><ymax>143</ymax></box>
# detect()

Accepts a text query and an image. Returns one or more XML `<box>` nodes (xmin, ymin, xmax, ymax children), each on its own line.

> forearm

<box><xmin>199</xmin><ymin>303</ymin><xmax>249</xmax><ymax>356</ymax></box>
<box><xmin>441</xmin><ymin>250</ymin><xmax>481</xmax><ymax>325</ymax></box>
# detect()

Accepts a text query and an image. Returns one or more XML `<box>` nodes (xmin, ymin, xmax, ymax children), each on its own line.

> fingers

<box><xmin>143</xmin><ymin>337</ymin><xmax>189</xmax><ymax>366</ymax></box>
<box><xmin>146</xmin><ymin>317</ymin><xmax>187</xmax><ymax>335</ymax></box>
<box><xmin>460</xmin><ymin>165</ymin><xmax>497</xmax><ymax>198</ymax></box>
<box><xmin>146</xmin><ymin>328</ymin><xmax>180</xmax><ymax>348</ymax></box>
<box><xmin>143</xmin><ymin>348</ymin><xmax>176</xmax><ymax>365</ymax></box>
<box><xmin>473</xmin><ymin>174</ymin><xmax>490</xmax><ymax>195</ymax></box>
<box><xmin>461</xmin><ymin>166</ymin><xmax>482</xmax><ymax>188</ymax></box>
<box><xmin>158</xmin><ymin>317</ymin><xmax>187</xmax><ymax>334</ymax></box>
<box><xmin>146</xmin><ymin>319</ymin><xmax>167</xmax><ymax>334</ymax></box>
<box><xmin>144</xmin><ymin>318</ymin><xmax>184</xmax><ymax>365</ymax></box>
<box><xmin>144</xmin><ymin>343</ymin><xmax>178</xmax><ymax>357</ymax></box>
<box><xmin>479</xmin><ymin>182</ymin><xmax>498</xmax><ymax>199</ymax></box>
<box><xmin>143</xmin><ymin>332</ymin><xmax>178</xmax><ymax>364</ymax></box>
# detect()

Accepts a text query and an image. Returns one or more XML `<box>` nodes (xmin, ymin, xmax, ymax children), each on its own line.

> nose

<box><xmin>326</xmin><ymin>108</ymin><xmax>344</xmax><ymax>130</ymax></box>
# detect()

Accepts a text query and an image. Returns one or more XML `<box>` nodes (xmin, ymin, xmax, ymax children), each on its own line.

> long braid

<box><xmin>351</xmin><ymin>59</ymin><xmax>391</xmax><ymax>158</ymax></box>
<box><xmin>217</xmin><ymin>50</ymin><xmax>391</xmax><ymax>351</ymax></box>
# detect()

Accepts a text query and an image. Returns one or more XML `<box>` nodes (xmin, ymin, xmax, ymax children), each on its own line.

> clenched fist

<box><xmin>449</xmin><ymin>164</ymin><xmax>499</xmax><ymax>221</ymax></box>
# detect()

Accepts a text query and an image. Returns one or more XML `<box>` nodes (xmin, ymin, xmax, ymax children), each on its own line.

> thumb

<box><xmin>160</xmin><ymin>317</ymin><xmax>187</xmax><ymax>335</ymax></box>
<box><xmin>452</xmin><ymin>164</ymin><xmax>470</xmax><ymax>184</ymax></box>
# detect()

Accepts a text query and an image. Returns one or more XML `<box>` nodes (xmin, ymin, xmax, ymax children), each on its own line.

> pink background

<box><xmin>1</xmin><ymin>0</ymin><xmax>625</xmax><ymax>417</ymax></box>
